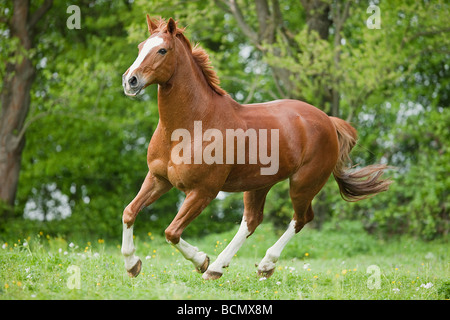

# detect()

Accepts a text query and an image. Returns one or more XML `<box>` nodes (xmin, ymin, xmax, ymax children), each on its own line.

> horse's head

<box><xmin>122</xmin><ymin>16</ymin><xmax>178</xmax><ymax>96</ymax></box>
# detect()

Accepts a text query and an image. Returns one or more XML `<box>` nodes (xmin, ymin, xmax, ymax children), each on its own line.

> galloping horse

<box><xmin>121</xmin><ymin>17</ymin><xmax>391</xmax><ymax>280</ymax></box>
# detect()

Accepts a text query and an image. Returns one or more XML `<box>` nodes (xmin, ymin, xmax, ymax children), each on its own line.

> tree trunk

<box><xmin>300</xmin><ymin>0</ymin><xmax>332</xmax><ymax>40</ymax></box>
<box><xmin>301</xmin><ymin>0</ymin><xmax>335</xmax><ymax>115</ymax></box>
<box><xmin>0</xmin><ymin>0</ymin><xmax>52</xmax><ymax>215</ymax></box>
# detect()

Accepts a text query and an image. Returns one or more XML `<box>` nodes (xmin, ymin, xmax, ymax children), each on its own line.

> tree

<box><xmin>0</xmin><ymin>0</ymin><xmax>53</xmax><ymax>213</ymax></box>
<box><xmin>213</xmin><ymin>0</ymin><xmax>349</xmax><ymax>116</ymax></box>
<box><xmin>1</xmin><ymin>0</ymin><xmax>448</xmax><ymax>240</ymax></box>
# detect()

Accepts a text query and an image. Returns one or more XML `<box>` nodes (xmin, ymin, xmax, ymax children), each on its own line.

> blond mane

<box><xmin>151</xmin><ymin>18</ymin><xmax>227</xmax><ymax>96</ymax></box>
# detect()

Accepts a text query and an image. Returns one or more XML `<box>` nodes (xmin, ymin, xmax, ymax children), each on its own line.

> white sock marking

<box><xmin>121</xmin><ymin>223</ymin><xmax>140</xmax><ymax>270</ymax></box>
<box><xmin>174</xmin><ymin>238</ymin><xmax>207</xmax><ymax>270</ymax></box>
<box><xmin>258</xmin><ymin>220</ymin><xmax>296</xmax><ymax>272</ymax></box>
<box><xmin>204</xmin><ymin>217</ymin><xmax>250</xmax><ymax>276</ymax></box>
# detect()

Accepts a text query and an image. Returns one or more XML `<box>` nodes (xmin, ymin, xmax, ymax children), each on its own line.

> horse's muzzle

<box><xmin>122</xmin><ymin>73</ymin><xmax>143</xmax><ymax>97</ymax></box>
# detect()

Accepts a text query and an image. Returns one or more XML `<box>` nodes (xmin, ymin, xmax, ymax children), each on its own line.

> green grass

<box><xmin>1</xmin><ymin>222</ymin><xmax>448</xmax><ymax>300</ymax></box>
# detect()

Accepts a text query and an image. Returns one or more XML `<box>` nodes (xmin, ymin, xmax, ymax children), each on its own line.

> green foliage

<box><xmin>1</xmin><ymin>1</ymin><xmax>448</xmax><ymax>241</ymax></box>
<box><xmin>366</xmin><ymin>107</ymin><xmax>449</xmax><ymax>239</ymax></box>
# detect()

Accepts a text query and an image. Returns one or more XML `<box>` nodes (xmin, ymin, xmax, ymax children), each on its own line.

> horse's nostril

<box><xmin>129</xmin><ymin>76</ymin><xmax>138</xmax><ymax>87</ymax></box>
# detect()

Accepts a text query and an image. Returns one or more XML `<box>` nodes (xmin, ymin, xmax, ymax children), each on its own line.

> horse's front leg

<box><xmin>122</xmin><ymin>172</ymin><xmax>172</xmax><ymax>277</ymax></box>
<box><xmin>165</xmin><ymin>189</ymin><xmax>216</xmax><ymax>273</ymax></box>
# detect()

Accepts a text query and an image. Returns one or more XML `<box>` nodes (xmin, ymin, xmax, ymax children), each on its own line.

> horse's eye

<box><xmin>158</xmin><ymin>48</ymin><xmax>167</xmax><ymax>55</ymax></box>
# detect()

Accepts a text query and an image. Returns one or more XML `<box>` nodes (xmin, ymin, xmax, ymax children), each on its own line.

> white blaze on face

<box><xmin>125</xmin><ymin>36</ymin><xmax>164</xmax><ymax>82</ymax></box>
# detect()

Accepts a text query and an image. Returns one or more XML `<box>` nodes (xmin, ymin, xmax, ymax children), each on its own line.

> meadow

<box><xmin>1</xmin><ymin>221</ymin><xmax>448</xmax><ymax>300</ymax></box>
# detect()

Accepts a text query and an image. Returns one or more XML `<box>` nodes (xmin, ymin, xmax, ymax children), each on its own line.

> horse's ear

<box><xmin>167</xmin><ymin>18</ymin><xmax>177</xmax><ymax>36</ymax></box>
<box><xmin>146</xmin><ymin>14</ymin><xmax>158</xmax><ymax>34</ymax></box>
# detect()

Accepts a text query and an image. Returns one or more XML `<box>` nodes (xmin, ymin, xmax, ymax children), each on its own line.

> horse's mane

<box><xmin>152</xmin><ymin>18</ymin><xmax>227</xmax><ymax>96</ymax></box>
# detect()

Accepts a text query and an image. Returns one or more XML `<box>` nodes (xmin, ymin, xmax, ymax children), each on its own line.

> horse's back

<box><xmin>241</xmin><ymin>99</ymin><xmax>330</xmax><ymax>125</ymax></box>
<box><xmin>240</xmin><ymin>99</ymin><xmax>337</xmax><ymax>152</ymax></box>
<box><xmin>255</xmin><ymin>99</ymin><xmax>339</xmax><ymax>169</ymax></box>
<box><xmin>221</xmin><ymin>99</ymin><xmax>339</xmax><ymax>191</ymax></box>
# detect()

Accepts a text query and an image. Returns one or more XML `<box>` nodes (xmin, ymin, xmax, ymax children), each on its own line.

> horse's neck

<box><xmin>157</xmin><ymin>44</ymin><xmax>222</xmax><ymax>131</ymax></box>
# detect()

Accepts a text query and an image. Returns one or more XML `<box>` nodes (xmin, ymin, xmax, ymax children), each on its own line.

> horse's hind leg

<box><xmin>203</xmin><ymin>187</ymin><xmax>271</xmax><ymax>280</ymax></box>
<box><xmin>257</xmin><ymin>200</ymin><xmax>313</xmax><ymax>277</ymax></box>
<box><xmin>257</xmin><ymin>169</ymin><xmax>328</xmax><ymax>277</ymax></box>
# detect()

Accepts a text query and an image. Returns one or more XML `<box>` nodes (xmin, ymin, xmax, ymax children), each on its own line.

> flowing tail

<box><xmin>330</xmin><ymin>117</ymin><xmax>392</xmax><ymax>202</ymax></box>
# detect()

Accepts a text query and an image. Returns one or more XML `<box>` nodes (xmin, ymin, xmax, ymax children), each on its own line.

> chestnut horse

<box><xmin>121</xmin><ymin>17</ymin><xmax>391</xmax><ymax>280</ymax></box>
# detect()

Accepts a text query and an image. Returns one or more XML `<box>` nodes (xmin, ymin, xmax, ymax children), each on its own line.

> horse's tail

<box><xmin>330</xmin><ymin>117</ymin><xmax>391</xmax><ymax>202</ymax></box>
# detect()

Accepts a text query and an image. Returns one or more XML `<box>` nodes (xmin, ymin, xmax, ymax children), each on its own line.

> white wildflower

<box><xmin>69</xmin><ymin>242</ymin><xmax>75</xmax><ymax>248</ymax></box>
<box><xmin>424</xmin><ymin>252</ymin><xmax>435</xmax><ymax>260</ymax></box>
<box><xmin>420</xmin><ymin>282</ymin><xmax>433</xmax><ymax>289</ymax></box>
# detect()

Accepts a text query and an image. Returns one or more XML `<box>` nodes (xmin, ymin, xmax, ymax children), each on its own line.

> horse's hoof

<box><xmin>202</xmin><ymin>269</ymin><xmax>223</xmax><ymax>280</ymax></box>
<box><xmin>127</xmin><ymin>259</ymin><xmax>142</xmax><ymax>278</ymax></box>
<box><xmin>257</xmin><ymin>267</ymin><xmax>275</xmax><ymax>278</ymax></box>
<box><xmin>196</xmin><ymin>255</ymin><xmax>210</xmax><ymax>273</ymax></box>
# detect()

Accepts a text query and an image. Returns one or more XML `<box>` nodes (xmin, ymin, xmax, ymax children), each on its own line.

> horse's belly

<box><xmin>221</xmin><ymin>164</ymin><xmax>292</xmax><ymax>192</ymax></box>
